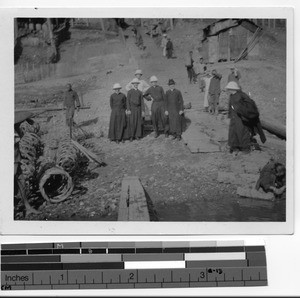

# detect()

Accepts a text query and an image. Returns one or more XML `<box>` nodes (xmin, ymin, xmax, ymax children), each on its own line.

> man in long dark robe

<box><xmin>165</xmin><ymin>79</ymin><xmax>184</xmax><ymax>140</ymax></box>
<box><xmin>226</xmin><ymin>81</ymin><xmax>251</xmax><ymax>154</ymax></box>
<box><xmin>126</xmin><ymin>78</ymin><xmax>145</xmax><ymax>141</ymax></box>
<box><xmin>108</xmin><ymin>83</ymin><xmax>127</xmax><ymax>143</ymax></box>
<box><xmin>143</xmin><ymin>76</ymin><xmax>167</xmax><ymax>138</ymax></box>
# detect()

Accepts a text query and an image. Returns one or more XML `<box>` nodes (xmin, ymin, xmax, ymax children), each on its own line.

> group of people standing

<box><xmin>108</xmin><ymin>70</ymin><xmax>185</xmax><ymax>143</ymax></box>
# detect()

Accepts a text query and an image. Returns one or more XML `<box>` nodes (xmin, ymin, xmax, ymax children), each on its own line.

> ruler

<box><xmin>1</xmin><ymin>240</ymin><xmax>267</xmax><ymax>290</ymax></box>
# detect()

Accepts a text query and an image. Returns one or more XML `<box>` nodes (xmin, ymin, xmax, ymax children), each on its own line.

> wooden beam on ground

<box><xmin>71</xmin><ymin>139</ymin><xmax>104</xmax><ymax>166</ymax></box>
<box><xmin>260</xmin><ymin>119</ymin><xmax>286</xmax><ymax>140</ymax></box>
<box><xmin>118</xmin><ymin>176</ymin><xmax>150</xmax><ymax>221</ymax></box>
<box><xmin>15</xmin><ymin>106</ymin><xmax>91</xmax><ymax>113</ymax></box>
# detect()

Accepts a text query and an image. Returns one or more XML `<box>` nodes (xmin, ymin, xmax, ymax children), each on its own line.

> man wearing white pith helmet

<box><xmin>108</xmin><ymin>83</ymin><xmax>127</xmax><ymax>144</ymax></box>
<box><xmin>143</xmin><ymin>76</ymin><xmax>167</xmax><ymax>138</ymax></box>
<box><xmin>126</xmin><ymin>69</ymin><xmax>151</xmax><ymax>117</ymax></box>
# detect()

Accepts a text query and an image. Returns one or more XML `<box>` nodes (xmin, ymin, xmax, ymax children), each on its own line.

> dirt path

<box><xmin>15</xmin><ymin>24</ymin><xmax>286</xmax><ymax>222</ymax></box>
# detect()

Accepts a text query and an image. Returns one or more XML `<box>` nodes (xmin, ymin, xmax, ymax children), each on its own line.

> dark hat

<box><xmin>168</xmin><ymin>79</ymin><xmax>176</xmax><ymax>85</ymax></box>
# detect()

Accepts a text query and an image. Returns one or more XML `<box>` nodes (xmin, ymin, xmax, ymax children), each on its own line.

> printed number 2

<box><xmin>129</xmin><ymin>273</ymin><xmax>134</xmax><ymax>280</ymax></box>
<box><xmin>199</xmin><ymin>271</ymin><xmax>205</xmax><ymax>279</ymax></box>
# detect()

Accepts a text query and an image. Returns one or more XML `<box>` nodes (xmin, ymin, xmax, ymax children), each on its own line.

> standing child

<box><xmin>108</xmin><ymin>83</ymin><xmax>127</xmax><ymax>144</ymax></box>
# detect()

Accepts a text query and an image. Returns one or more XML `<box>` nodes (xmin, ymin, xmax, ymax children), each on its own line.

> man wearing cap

<box><xmin>208</xmin><ymin>69</ymin><xmax>222</xmax><ymax>115</ymax></box>
<box><xmin>126</xmin><ymin>78</ymin><xmax>145</xmax><ymax>141</ymax></box>
<box><xmin>143</xmin><ymin>76</ymin><xmax>167</xmax><ymax>138</ymax></box>
<box><xmin>228</xmin><ymin>66</ymin><xmax>241</xmax><ymax>86</ymax></box>
<box><xmin>108</xmin><ymin>83</ymin><xmax>127</xmax><ymax>144</ymax></box>
<box><xmin>165</xmin><ymin>79</ymin><xmax>184</xmax><ymax>140</ymax></box>
<box><xmin>63</xmin><ymin>83</ymin><xmax>81</xmax><ymax>136</ymax></box>
<box><xmin>226</xmin><ymin>81</ymin><xmax>252</xmax><ymax>154</ymax></box>
<box><xmin>194</xmin><ymin>56</ymin><xmax>207</xmax><ymax>92</ymax></box>
<box><xmin>161</xmin><ymin>33</ymin><xmax>168</xmax><ymax>57</ymax></box>
<box><xmin>125</xmin><ymin>69</ymin><xmax>151</xmax><ymax>116</ymax></box>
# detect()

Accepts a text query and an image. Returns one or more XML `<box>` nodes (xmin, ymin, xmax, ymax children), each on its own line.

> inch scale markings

<box><xmin>1</xmin><ymin>241</ymin><xmax>267</xmax><ymax>290</ymax></box>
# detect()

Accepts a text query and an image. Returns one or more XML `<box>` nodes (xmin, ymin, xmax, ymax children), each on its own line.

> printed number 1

<box><xmin>61</xmin><ymin>274</ymin><xmax>64</xmax><ymax>280</ymax></box>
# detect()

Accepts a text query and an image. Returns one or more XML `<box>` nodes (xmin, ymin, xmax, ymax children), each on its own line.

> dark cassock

<box><xmin>228</xmin><ymin>90</ymin><xmax>252</xmax><ymax>152</ymax></box>
<box><xmin>143</xmin><ymin>85</ymin><xmax>167</xmax><ymax>135</ymax></box>
<box><xmin>165</xmin><ymin>88</ymin><xmax>184</xmax><ymax>137</ymax></box>
<box><xmin>108</xmin><ymin>92</ymin><xmax>127</xmax><ymax>142</ymax></box>
<box><xmin>126</xmin><ymin>88</ymin><xmax>145</xmax><ymax>139</ymax></box>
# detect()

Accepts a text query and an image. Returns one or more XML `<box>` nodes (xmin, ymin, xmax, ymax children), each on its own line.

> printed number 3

<box><xmin>199</xmin><ymin>272</ymin><xmax>205</xmax><ymax>279</ymax></box>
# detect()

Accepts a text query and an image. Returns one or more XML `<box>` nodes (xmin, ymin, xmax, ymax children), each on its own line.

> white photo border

<box><xmin>0</xmin><ymin>6</ymin><xmax>294</xmax><ymax>235</ymax></box>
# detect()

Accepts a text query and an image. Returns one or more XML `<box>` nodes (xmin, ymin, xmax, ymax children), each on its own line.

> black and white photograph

<box><xmin>0</xmin><ymin>6</ymin><xmax>293</xmax><ymax>234</ymax></box>
<box><xmin>12</xmin><ymin>16</ymin><xmax>290</xmax><ymax>221</ymax></box>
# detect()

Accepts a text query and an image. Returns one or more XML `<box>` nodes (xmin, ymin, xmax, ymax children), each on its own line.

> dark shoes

<box><xmin>130</xmin><ymin>137</ymin><xmax>133</xmax><ymax>142</ymax></box>
<box><xmin>165</xmin><ymin>133</ymin><xmax>169</xmax><ymax>138</ymax></box>
<box><xmin>154</xmin><ymin>132</ymin><xmax>159</xmax><ymax>138</ymax></box>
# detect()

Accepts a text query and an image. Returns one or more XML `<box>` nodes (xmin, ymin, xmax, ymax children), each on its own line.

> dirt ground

<box><xmin>14</xmin><ymin>20</ymin><xmax>287</xmax><ymax>221</ymax></box>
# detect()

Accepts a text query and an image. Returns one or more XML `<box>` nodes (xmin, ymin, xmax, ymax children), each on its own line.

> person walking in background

<box><xmin>203</xmin><ymin>71</ymin><xmax>212</xmax><ymax>112</ymax></box>
<box><xmin>165</xmin><ymin>79</ymin><xmax>184</xmax><ymax>140</ymax></box>
<box><xmin>185</xmin><ymin>50</ymin><xmax>197</xmax><ymax>84</ymax></box>
<box><xmin>228</xmin><ymin>65</ymin><xmax>241</xmax><ymax>87</ymax></box>
<box><xmin>126</xmin><ymin>78</ymin><xmax>145</xmax><ymax>141</ymax></box>
<box><xmin>194</xmin><ymin>56</ymin><xmax>207</xmax><ymax>92</ymax></box>
<box><xmin>63</xmin><ymin>83</ymin><xmax>81</xmax><ymax>138</ymax></box>
<box><xmin>160</xmin><ymin>33</ymin><xmax>168</xmax><ymax>57</ymax></box>
<box><xmin>125</xmin><ymin>69</ymin><xmax>151</xmax><ymax>117</ymax></box>
<box><xmin>166</xmin><ymin>37</ymin><xmax>174</xmax><ymax>59</ymax></box>
<box><xmin>208</xmin><ymin>69</ymin><xmax>222</xmax><ymax>115</ymax></box>
<box><xmin>108</xmin><ymin>83</ymin><xmax>127</xmax><ymax>144</ymax></box>
<box><xmin>143</xmin><ymin>76</ymin><xmax>167</xmax><ymax>138</ymax></box>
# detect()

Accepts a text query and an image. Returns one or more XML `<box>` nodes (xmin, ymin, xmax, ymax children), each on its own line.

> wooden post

<box><xmin>273</xmin><ymin>19</ymin><xmax>276</xmax><ymax>28</ymax></box>
<box><xmin>47</xmin><ymin>18</ymin><xmax>57</xmax><ymax>61</ymax></box>
<box><xmin>227</xmin><ymin>30</ymin><xmax>231</xmax><ymax>62</ymax></box>
<box><xmin>268</xmin><ymin>19</ymin><xmax>271</xmax><ymax>28</ymax></box>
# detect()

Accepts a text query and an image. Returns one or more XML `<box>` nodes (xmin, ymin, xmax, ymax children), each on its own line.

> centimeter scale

<box><xmin>1</xmin><ymin>240</ymin><xmax>267</xmax><ymax>290</ymax></box>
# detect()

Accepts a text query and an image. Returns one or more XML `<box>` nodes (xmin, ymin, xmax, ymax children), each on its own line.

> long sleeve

<box><xmin>110</xmin><ymin>95</ymin><xmax>113</xmax><ymax>109</ymax></box>
<box><xmin>140</xmin><ymin>92</ymin><xmax>145</xmax><ymax>112</ymax></box>
<box><xmin>123</xmin><ymin>94</ymin><xmax>128</xmax><ymax>110</ymax></box>
<box><xmin>228</xmin><ymin>97</ymin><xmax>232</xmax><ymax>118</ymax></box>
<box><xmin>161</xmin><ymin>86</ymin><xmax>166</xmax><ymax>102</ymax></box>
<box><xmin>143</xmin><ymin>87</ymin><xmax>152</xmax><ymax>100</ymax></box>
<box><xmin>164</xmin><ymin>91</ymin><xmax>169</xmax><ymax>111</ymax></box>
<box><xmin>126</xmin><ymin>91</ymin><xmax>131</xmax><ymax>111</ymax></box>
<box><xmin>178</xmin><ymin>90</ymin><xmax>184</xmax><ymax>111</ymax></box>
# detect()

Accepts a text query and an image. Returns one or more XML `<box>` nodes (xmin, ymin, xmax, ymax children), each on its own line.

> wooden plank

<box><xmin>71</xmin><ymin>140</ymin><xmax>104</xmax><ymax>165</ymax></box>
<box><xmin>118</xmin><ymin>176</ymin><xmax>150</xmax><ymax>221</ymax></box>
